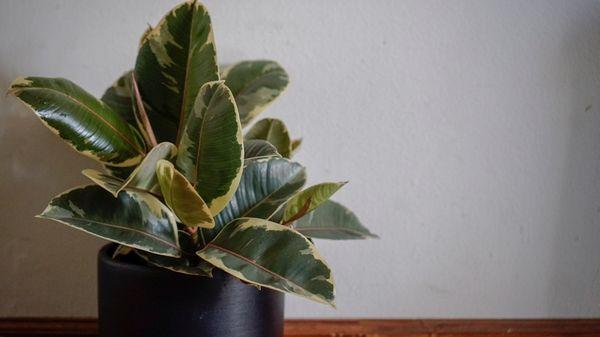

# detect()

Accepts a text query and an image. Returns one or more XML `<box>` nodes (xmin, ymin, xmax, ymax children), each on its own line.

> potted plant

<box><xmin>8</xmin><ymin>1</ymin><xmax>377</xmax><ymax>336</ymax></box>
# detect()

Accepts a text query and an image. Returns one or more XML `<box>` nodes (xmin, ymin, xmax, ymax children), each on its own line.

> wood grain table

<box><xmin>1</xmin><ymin>318</ymin><xmax>600</xmax><ymax>337</ymax></box>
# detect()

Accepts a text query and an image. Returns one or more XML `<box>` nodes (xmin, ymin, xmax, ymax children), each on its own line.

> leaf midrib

<box><xmin>49</xmin><ymin>215</ymin><xmax>180</xmax><ymax>250</ymax></box>
<box><xmin>176</xmin><ymin>3</ymin><xmax>204</xmax><ymax>144</ymax></box>
<box><xmin>20</xmin><ymin>87</ymin><xmax>144</xmax><ymax>155</ymax></box>
<box><xmin>192</xmin><ymin>88</ymin><xmax>220</xmax><ymax>189</ymax></box>
<box><xmin>240</xmin><ymin>165</ymin><xmax>303</xmax><ymax>218</ymax></box>
<box><xmin>205</xmin><ymin>242</ymin><xmax>316</xmax><ymax>296</ymax></box>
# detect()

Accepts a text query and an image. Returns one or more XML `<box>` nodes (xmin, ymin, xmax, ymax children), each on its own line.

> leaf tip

<box><xmin>6</xmin><ymin>76</ymin><xmax>31</xmax><ymax>96</ymax></box>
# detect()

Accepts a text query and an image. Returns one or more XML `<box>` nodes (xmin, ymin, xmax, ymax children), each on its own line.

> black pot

<box><xmin>97</xmin><ymin>244</ymin><xmax>284</xmax><ymax>337</ymax></box>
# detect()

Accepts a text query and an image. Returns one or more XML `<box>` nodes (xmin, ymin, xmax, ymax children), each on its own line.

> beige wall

<box><xmin>2</xmin><ymin>0</ymin><xmax>600</xmax><ymax>318</ymax></box>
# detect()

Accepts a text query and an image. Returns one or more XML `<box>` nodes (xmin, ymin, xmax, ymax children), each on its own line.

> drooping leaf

<box><xmin>283</xmin><ymin>182</ymin><xmax>347</xmax><ymax>224</ymax></box>
<box><xmin>293</xmin><ymin>200</ymin><xmax>377</xmax><ymax>240</ymax></box>
<box><xmin>197</xmin><ymin>218</ymin><xmax>335</xmax><ymax>306</ymax></box>
<box><xmin>83</xmin><ymin>142</ymin><xmax>177</xmax><ymax>197</ymax></box>
<box><xmin>205</xmin><ymin>157</ymin><xmax>306</xmax><ymax>242</ymax></box>
<box><xmin>156</xmin><ymin>160</ymin><xmax>214</xmax><ymax>229</ymax></box>
<box><xmin>222</xmin><ymin>60</ymin><xmax>289</xmax><ymax>126</ymax></box>
<box><xmin>244</xmin><ymin>139</ymin><xmax>280</xmax><ymax>159</ymax></box>
<box><xmin>101</xmin><ymin>70</ymin><xmax>135</xmax><ymax>124</ymax></box>
<box><xmin>8</xmin><ymin>77</ymin><xmax>145</xmax><ymax>167</ymax></box>
<box><xmin>134</xmin><ymin>0</ymin><xmax>219</xmax><ymax>143</ymax></box>
<box><xmin>245</xmin><ymin>118</ymin><xmax>292</xmax><ymax>158</ymax></box>
<box><xmin>38</xmin><ymin>185</ymin><xmax>181</xmax><ymax>257</ymax></box>
<box><xmin>176</xmin><ymin>81</ymin><xmax>243</xmax><ymax>215</ymax></box>
<box><xmin>136</xmin><ymin>231</ymin><xmax>213</xmax><ymax>276</ymax></box>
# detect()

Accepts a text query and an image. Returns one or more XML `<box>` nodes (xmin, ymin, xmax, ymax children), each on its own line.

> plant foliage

<box><xmin>8</xmin><ymin>0</ymin><xmax>376</xmax><ymax>306</ymax></box>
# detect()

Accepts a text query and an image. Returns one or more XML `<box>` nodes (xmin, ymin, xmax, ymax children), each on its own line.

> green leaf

<box><xmin>82</xmin><ymin>169</ymin><xmax>124</xmax><ymax>196</ymax></box>
<box><xmin>101</xmin><ymin>70</ymin><xmax>135</xmax><ymax>124</ymax></box>
<box><xmin>8</xmin><ymin>77</ymin><xmax>145</xmax><ymax>167</ymax></box>
<box><xmin>283</xmin><ymin>182</ymin><xmax>347</xmax><ymax>224</ymax></box>
<box><xmin>156</xmin><ymin>160</ymin><xmax>214</xmax><ymax>229</ymax></box>
<box><xmin>222</xmin><ymin>60</ymin><xmax>289</xmax><ymax>126</ymax></box>
<box><xmin>103</xmin><ymin>164</ymin><xmax>135</xmax><ymax>180</ymax></box>
<box><xmin>245</xmin><ymin>118</ymin><xmax>292</xmax><ymax>158</ymax></box>
<box><xmin>198</xmin><ymin>218</ymin><xmax>334</xmax><ymax>306</ymax></box>
<box><xmin>206</xmin><ymin>157</ymin><xmax>306</xmax><ymax>242</ymax></box>
<box><xmin>123</xmin><ymin>142</ymin><xmax>177</xmax><ymax>192</ymax></box>
<box><xmin>130</xmin><ymin>74</ymin><xmax>158</xmax><ymax>148</ymax></box>
<box><xmin>83</xmin><ymin>142</ymin><xmax>177</xmax><ymax>197</ymax></box>
<box><xmin>244</xmin><ymin>139</ymin><xmax>281</xmax><ymax>159</ymax></box>
<box><xmin>293</xmin><ymin>200</ymin><xmax>377</xmax><ymax>240</ymax></box>
<box><xmin>134</xmin><ymin>0</ymin><xmax>219</xmax><ymax>143</ymax></box>
<box><xmin>38</xmin><ymin>185</ymin><xmax>181</xmax><ymax>257</ymax></box>
<box><xmin>136</xmin><ymin>231</ymin><xmax>213</xmax><ymax>276</ymax></box>
<box><xmin>176</xmin><ymin>81</ymin><xmax>243</xmax><ymax>215</ymax></box>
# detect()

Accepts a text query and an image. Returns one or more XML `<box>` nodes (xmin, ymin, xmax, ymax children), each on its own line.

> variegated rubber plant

<box><xmin>7</xmin><ymin>0</ymin><xmax>376</xmax><ymax>306</ymax></box>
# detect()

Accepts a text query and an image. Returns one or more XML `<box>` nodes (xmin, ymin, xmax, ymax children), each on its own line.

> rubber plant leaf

<box><xmin>244</xmin><ymin>118</ymin><xmax>292</xmax><ymax>158</ymax></box>
<box><xmin>156</xmin><ymin>160</ymin><xmax>214</xmax><ymax>229</ymax></box>
<box><xmin>130</xmin><ymin>74</ymin><xmax>158</xmax><ymax>148</ymax></box>
<box><xmin>176</xmin><ymin>81</ymin><xmax>243</xmax><ymax>215</ymax></box>
<box><xmin>8</xmin><ymin>77</ymin><xmax>145</xmax><ymax>167</ymax></box>
<box><xmin>206</xmin><ymin>157</ymin><xmax>306</xmax><ymax>242</ymax></box>
<box><xmin>83</xmin><ymin>142</ymin><xmax>177</xmax><ymax>196</ymax></box>
<box><xmin>136</xmin><ymin>231</ymin><xmax>213</xmax><ymax>277</ymax></box>
<box><xmin>100</xmin><ymin>70</ymin><xmax>135</xmax><ymax>124</ymax></box>
<box><xmin>37</xmin><ymin>185</ymin><xmax>181</xmax><ymax>257</ymax></box>
<box><xmin>198</xmin><ymin>217</ymin><xmax>335</xmax><ymax>306</ymax></box>
<box><xmin>221</xmin><ymin>60</ymin><xmax>289</xmax><ymax>127</ymax></box>
<box><xmin>244</xmin><ymin>139</ymin><xmax>281</xmax><ymax>160</ymax></box>
<box><xmin>134</xmin><ymin>0</ymin><xmax>219</xmax><ymax>143</ymax></box>
<box><xmin>103</xmin><ymin>164</ymin><xmax>135</xmax><ymax>180</ymax></box>
<box><xmin>293</xmin><ymin>200</ymin><xmax>378</xmax><ymax>240</ymax></box>
<box><xmin>282</xmin><ymin>182</ymin><xmax>347</xmax><ymax>225</ymax></box>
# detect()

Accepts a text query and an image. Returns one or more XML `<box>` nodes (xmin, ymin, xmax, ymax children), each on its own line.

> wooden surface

<box><xmin>1</xmin><ymin>318</ymin><xmax>600</xmax><ymax>337</ymax></box>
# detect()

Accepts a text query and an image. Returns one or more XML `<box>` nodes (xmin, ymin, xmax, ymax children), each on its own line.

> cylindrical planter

<box><xmin>98</xmin><ymin>244</ymin><xmax>284</xmax><ymax>337</ymax></box>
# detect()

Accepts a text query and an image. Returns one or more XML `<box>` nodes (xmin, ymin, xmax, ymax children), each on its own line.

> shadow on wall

<box><xmin>552</xmin><ymin>9</ymin><xmax>600</xmax><ymax>317</ymax></box>
<box><xmin>0</xmin><ymin>67</ymin><xmax>104</xmax><ymax>316</ymax></box>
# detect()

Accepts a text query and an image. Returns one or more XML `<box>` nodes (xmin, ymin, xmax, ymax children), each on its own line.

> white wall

<box><xmin>2</xmin><ymin>0</ymin><xmax>600</xmax><ymax>318</ymax></box>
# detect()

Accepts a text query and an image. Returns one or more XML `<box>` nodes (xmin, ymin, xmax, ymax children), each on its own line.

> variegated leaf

<box><xmin>245</xmin><ymin>118</ymin><xmax>292</xmax><ymax>158</ymax></box>
<box><xmin>83</xmin><ymin>142</ymin><xmax>177</xmax><ymax>197</ymax></box>
<box><xmin>244</xmin><ymin>139</ymin><xmax>280</xmax><ymax>159</ymax></box>
<box><xmin>294</xmin><ymin>200</ymin><xmax>377</xmax><ymax>240</ymax></box>
<box><xmin>135</xmin><ymin>0</ymin><xmax>219</xmax><ymax>143</ymax></box>
<box><xmin>103</xmin><ymin>164</ymin><xmax>134</xmax><ymax>180</ymax></box>
<box><xmin>130</xmin><ymin>74</ymin><xmax>158</xmax><ymax>148</ymax></box>
<box><xmin>8</xmin><ymin>77</ymin><xmax>145</xmax><ymax>167</ymax></box>
<box><xmin>176</xmin><ymin>81</ymin><xmax>243</xmax><ymax>215</ymax></box>
<box><xmin>101</xmin><ymin>70</ymin><xmax>135</xmax><ymax>124</ymax></box>
<box><xmin>38</xmin><ymin>185</ymin><xmax>181</xmax><ymax>257</ymax></box>
<box><xmin>136</xmin><ymin>231</ymin><xmax>213</xmax><ymax>276</ymax></box>
<box><xmin>283</xmin><ymin>182</ymin><xmax>347</xmax><ymax>224</ymax></box>
<box><xmin>198</xmin><ymin>218</ymin><xmax>335</xmax><ymax>306</ymax></box>
<box><xmin>205</xmin><ymin>157</ymin><xmax>306</xmax><ymax>242</ymax></box>
<box><xmin>82</xmin><ymin>169</ymin><xmax>124</xmax><ymax>196</ymax></box>
<box><xmin>222</xmin><ymin>60</ymin><xmax>289</xmax><ymax>126</ymax></box>
<box><xmin>122</xmin><ymin>142</ymin><xmax>177</xmax><ymax>193</ymax></box>
<box><xmin>156</xmin><ymin>160</ymin><xmax>214</xmax><ymax>229</ymax></box>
